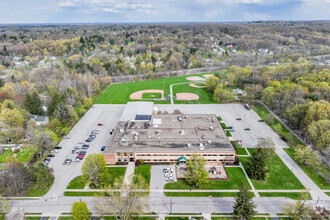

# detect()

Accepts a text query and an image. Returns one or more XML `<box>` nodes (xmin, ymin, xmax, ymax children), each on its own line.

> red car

<box><xmin>235</xmin><ymin>140</ymin><xmax>242</xmax><ymax>143</ymax></box>
<box><xmin>97</xmin><ymin>123</ymin><xmax>103</xmax><ymax>126</ymax></box>
<box><xmin>236</xmin><ymin>118</ymin><xmax>242</xmax><ymax>120</ymax></box>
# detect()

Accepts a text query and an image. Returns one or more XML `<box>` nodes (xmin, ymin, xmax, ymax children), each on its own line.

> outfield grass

<box><xmin>67</xmin><ymin>175</ymin><xmax>87</xmax><ymax>189</ymax></box>
<box><xmin>165</xmin><ymin>167</ymin><xmax>251</xmax><ymax>190</ymax></box>
<box><xmin>241</xmin><ymin>152</ymin><xmax>304</xmax><ymax>190</ymax></box>
<box><xmin>259</xmin><ymin>192</ymin><xmax>312</xmax><ymax>200</ymax></box>
<box><xmin>284</xmin><ymin>148</ymin><xmax>329</xmax><ymax>190</ymax></box>
<box><xmin>134</xmin><ymin>165</ymin><xmax>151</xmax><ymax>189</ymax></box>
<box><xmin>142</xmin><ymin>93</ymin><xmax>162</xmax><ymax>99</ymax></box>
<box><xmin>95</xmin><ymin>72</ymin><xmax>224</xmax><ymax>104</ymax></box>
<box><xmin>0</xmin><ymin>149</ymin><xmax>32</xmax><ymax>163</ymax></box>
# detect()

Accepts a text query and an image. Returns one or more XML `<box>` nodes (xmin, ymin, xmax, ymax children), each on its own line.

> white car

<box><xmin>165</xmin><ymin>177</ymin><xmax>174</xmax><ymax>182</ymax></box>
<box><xmin>51</xmin><ymin>149</ymin><xmax>59</xmax><ymax>153</ymax></box>
<box><xmin>164</xmin><ymin>173</ymin><xmax>173</xmax><ymax>177</ymax></box>
<box><xmin>78</xmin><ymin>140</ymin><xmax>85</xmax><ymax>144</ymax></box>
<box><xmin>64</xmin><ymin>135</ymin><xmax>70</xmax><ymax>139</ymax></box>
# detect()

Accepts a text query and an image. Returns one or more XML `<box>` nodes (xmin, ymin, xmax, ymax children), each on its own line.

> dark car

<box><xmin>110</xmin><ymin>131</ymin><xmax>113</xmax><ymax>135</ymax></box>
<box><xmin>227</xmin><ymin>126</ymin><xmax>233</xmax><ymax>129</ymax></box>
<box><xmin>72</xmin><ymin>150</ymin><xmax>79</xmax><ymax>154</ymax></box>
<box><xmin>85</xmin><ymin>138</ymin><xmax>93</xmax><ymax>142</ymax></box>
<box><xmin>258</xmin><ymin>119</ymin><xmax>264</xmax><ymax>122</ymax></box>
<box><xmin>244</xmin><ymin>128</ymin><xmax>251</xmax><ymax>131</ymax></box>
<box><xmin>55</xmin><ymin>146</ymin><xmax>62</xmax><ymax>149</ymax></box>
<box><xmin>47</xmin><ymin>154</ymin><xmax>55</xmax><ymax>157</ymax></box>
<box><xmin>97</xmin><ymin>123</ymin><xmax>103</xmax><ymax>126</ymax></box>
<box><xmin>236</xmin><ymin>118</ymin><xmax>242</xmax><ymax>120</ymax></box>
<box><xmin>101</xmin><ymin>146</ymin><xmax>106</xmax><ymax>151</ymax></box>
<box><xmin>82</xmin><ymin>145</ymin><xmax>89</xmax><ymax>150</ymax></box>
<box><xmin>112</xmin><ymin>129</ymin><xmax>114</xmax><ymax>132</ymax></box>
<box><xmin>44</xmin><ymin>157</ymin><xmax>51</xmax><ymax>161</ymax></box>
<box><xmin>90</xmin><ymin>135</ymin><xmax>96</xmax><ymax>139</ymax></box>
<box><xmin>64</xmin><ymin>159</ymin><xmax>72</xmax><ymax>164</ymax></box>
<box><xmin>79</xmin><ymin>151</ymin><xmax>87</xmax><ymax>155</ymax></box>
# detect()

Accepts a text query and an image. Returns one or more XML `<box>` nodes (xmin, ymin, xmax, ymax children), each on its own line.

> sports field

<box><xmin>95</xmin><ymin>71</ymin><xmax>224</xmax><ymax>104</ymax></box>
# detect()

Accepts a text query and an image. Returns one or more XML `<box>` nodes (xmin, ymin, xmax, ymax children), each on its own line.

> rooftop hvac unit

<box><xmin>209</xmin><ymin>126</ymin><xmax>214</xmax><ymax>131</ymax></box>
<box><xmin>155</xmin><ymin>130</ymin><xmax>161</xmax><ymax>134</ymax></box>
<box><xmin>207</xmin><ymin>140</ymin><xmax>212</xmax><ymax>144</ymax></box>
<box><xmin>119</xmin><ymin>128</ymin><xmax>124</xmax><ymax>133</ymax></box>
<box><xmin>199</xmin><ymin>143</ymin><xmax>205</xmax><ymax>151</ymax></box>
<box><xmin>186</xmin><ymin>143</ymin><xmax>192</xmax><ymax>148</ymax></box>
<box><xmin>180</xmin><ymin>130</ymin><xmax>185</xmax><ymax>135</ymax></box>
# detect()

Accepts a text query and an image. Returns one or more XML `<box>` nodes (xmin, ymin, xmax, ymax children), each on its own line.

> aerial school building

<box><xmin>103</xmin><ymin>102</ymin><xmax>236</xmax><ymax>165</ymax></box>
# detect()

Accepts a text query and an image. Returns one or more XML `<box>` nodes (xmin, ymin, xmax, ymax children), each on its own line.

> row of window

<box><xmin>136</xmin><ymin>153</ymin><xmax>234</xmax><ymax>157</ymax></box>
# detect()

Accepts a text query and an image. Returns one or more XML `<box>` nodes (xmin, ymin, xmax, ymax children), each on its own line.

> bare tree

<box><xmin>94</xmin><ymin>175</ymin><xmax>149</xmax><ymax>220</ymax></box>
<box><xmin>5</xmin><ymin>208</ymin><xmax>24</xmax><ymax>220</ymax></box>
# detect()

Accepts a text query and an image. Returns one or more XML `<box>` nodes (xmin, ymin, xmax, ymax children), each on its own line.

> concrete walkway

<box><xmin>169</xmin><ymin>82</ymin><xmax>193</xmax><ymax>105</ymax></box>
<box><xmin>240</xmin><ymin>162</ymin><xmax>259</xmax><ymax>197</ymax></box>
<box><xmin>123</xmin><ymin>162</ymin><xmax>135</xmax><ymax>185</ymax></box>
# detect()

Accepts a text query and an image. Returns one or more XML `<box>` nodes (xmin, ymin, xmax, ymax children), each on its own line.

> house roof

<box><xmin>34</xmin><ymin>116</ymin><xmax>49</xmax><ymax>122</ymax></box>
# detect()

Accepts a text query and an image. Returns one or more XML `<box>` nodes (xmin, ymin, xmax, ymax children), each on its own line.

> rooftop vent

<box><xmin>199</xmin><ymin>143</ymin><xmax>205</xmax><ymax>151</ymax></box>
<box><xmin>180</xmin><ymin>130</ymin><xmax>185</xmax><ymax>135</ymax></box>
<box><xmin>186</xmin><ymin>143</ymin><xmax>192</xmax><ymax>148</ymax></box>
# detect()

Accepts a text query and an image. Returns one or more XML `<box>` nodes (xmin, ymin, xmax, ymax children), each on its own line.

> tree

<box><xmin>307</xmin><ymin>120</ymin><xmax>330</xmax><ymax>151</ymax></box>
<box><xmin>282</xmin><ymin>190</ymin><xmax>314</xmax><ymax>220</ymax></box>
<box><xmin>254</xmin><ymin>138</ymin><xmax>276</xmax><ymax>159</ymax></box>
<box><xmin>0</xmin><ymin>162</ymin><xmax>31</xmax><ymax>196</ymax></box>
<box><xmin>245</xmin><ymin>148</ymin><xmax>267</xmax><ymax>180</ymax></box>
<box><xmin>95</xmin><ymin>174</ymin><xmax>149</xmax><ymax>220</ymax></box>
<box><xmin>24</xmin><ymin>92</ymin><xmax>43</xmax><ymax>115</ymax></box>
<box><xmin>29</xmin><ymin>163</ymin><xmax>54</xmax><ymax>190</ymax></box>
<box><xmin>71</xmin><ymin>201</ymin><xmax>91</xmax><ymax>220</ymax></box>
<box><xmin>0</xmin><ymin>108</ymin><xmax>24</xmax><ymax>128</ymax></box>
<box><xmin>184</xmin><ymin>153</ymin><xmax>209</xmax><ymax>188</ymax></box>
<box><xmin>0</xmin><ymin>199</ymin><xmax>11</xmax><ymax>220</ymax></box>
<box><xmin>33</xmin><ymin>130</ymin><xmax>58</xmax><ymax>158</ymax></box>
<box><xmin>81</xmin><ymin>153</ymin><xmax>109</xmax><ymax>188</ymax></box>
<box><xmin>233</xmin><ymin>183</ymin><xmax>256</xmax><ymax>220</ymax></box>
<box><xmin>295</xmin><ymin>145</ymin><xmax>319</xmax><ymax>166</ymax></box>
<box><xmin>205</xmin><ymin>75</ymin><xmax>220</xmax><ymax>92</ymax></box>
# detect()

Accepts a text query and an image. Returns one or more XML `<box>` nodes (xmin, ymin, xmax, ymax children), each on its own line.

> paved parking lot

<box><xmin>150</xmin><ymin>165</ymin><xmax>176</xmax><ymax>198</ymax></box>
<box><xmin>155</xmin><ymin>104</ymin><xmax>288</xmax><ymax>148</ymax></box>
<box><xmin>44</xmin><ymin>104</ymin><xmax>125</xmax><ymax>198</ymax></box>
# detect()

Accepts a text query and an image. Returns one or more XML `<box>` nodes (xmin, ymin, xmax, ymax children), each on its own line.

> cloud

<box><xmin>59</xmin><ymin>1</ymin><xmax>75</xmax><ymax>7</ymax></box>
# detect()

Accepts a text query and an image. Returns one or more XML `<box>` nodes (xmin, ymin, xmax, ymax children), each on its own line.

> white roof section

<box><xmin>119</xmin><ymin>102</ymin><xmax>154</xmax><ymax>121</ymax></box>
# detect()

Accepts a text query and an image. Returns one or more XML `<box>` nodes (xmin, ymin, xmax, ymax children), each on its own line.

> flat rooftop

<box><xmin>105</xmin><ymin>114</ymin><xmax>235</xmax><ymax>153</ymax></box>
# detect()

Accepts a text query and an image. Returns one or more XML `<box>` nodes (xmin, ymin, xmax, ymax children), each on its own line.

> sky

<box><xmin>0</xmin><ymin>0</ymin><xmax>329</xmax><ymax>23</ymax></box>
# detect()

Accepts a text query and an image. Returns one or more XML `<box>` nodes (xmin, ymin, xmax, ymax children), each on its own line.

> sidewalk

<box><xmin>123</xmin><ymin>162</ymin><xmax>135</xmax><ymax>185</ymax></box>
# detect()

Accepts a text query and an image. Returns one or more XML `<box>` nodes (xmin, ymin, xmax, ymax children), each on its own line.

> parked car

<box><xmin>227</xmin><ymin>126</ymin><xmax>233</xmax><ymax>129</ymax></box>
<box><xmin>55</xmin><ymin>146</ymin><xmax>62</xmax><ymax>149</ymax></box>
<box><xmin>85</xmin><ymin>138</ymin><xmax>93</xmax><ymax>142</ymax></box>
<box><xmin>165</xmin><ymin>177</ymin><xmax>174</xmax><ymax>182</ymax></box>
<box><xmin>94</xmin><ymin>128</ymin><xmax>100</xmax><ymax>131</ymax></box>
<box><xmin>101</xmin><ymin>146</ymin><xmax>106</xmax><ymax>151</ymax></box>
<box><xmin>79</xmin><ymin>151</ymin><xmax>87</xmax><ymax>155</ymax></box>
<box><xmin>112</xmin><ymin>129</ymin><xmax>115</xmax><ymax>132</ymax></box>
<box><xmin>63</xmin><ymin>135</ymin><xmax>70</xmax><ymax>139</ymax></box>
<box><xmin>74</xmin><ymin>145</ymin><xmax>81</xmax><ymax>149</ymax></box>
<box><xmin>110</xmin><ymin>131</ymin><xmax>113</xmax><ymax>135</ymax></box>
<box><xmin>72</xmin><ymin>150</ymin><xmax>79</xmax><ymax>154</ymax></box>
<box><xmin>164</xmin><ymin>173</ymin><xmax>173</xmax><ymax>177</ymax></box>
<box><xmin>51</xmin><ymin>149</ymin><xmax>59</xmax><ymax>153</ymax></box>
<box><xmin>236</xmin><ymin>118</ymin><xmax>242</xmax><ymax>120</ymax></box>
<box><xmin>97</xmin><ymin>123</ymin><xmax>103</xmax><ymax>126</ymax></box>
<box><xmin>258</xmin><ymin>119</ymin><xmax>264</xmax><ymax>122</ymax></box>
<box><xmin>244</xmin><ymin>128</ymin><xmax>251</xmax><ymax>131</ymax></box>
<box><xmin>91</xmin><ymin>131</ymin><xmax>99</xmax><ymax>135</ymax></box>
<box><xmin>42</xmin><ymin>160</ymin><xmax>49</xmax><ymax>165</ymax></box>
<box><xmin>64</xmin><ymin>159</ymin><xmax>72</xmax><ymax>164</ymax></box>
<box><xmin>90</xmin><ymin>134</ymin><xmax>96</xmax><ymax>139</ymax></box>
<box><xmin>47</xmin><ymin>154</ymin><xmax>55</xmax><ymax>157</ymax></box>
<box><xmin>235</xmin><ymin>140</ymin><xmax>242</xmax><ymax>143</ymax></box>
<box><xmin>78</xmin><ymin>140</ymin><xmax>85</xmax><ymax>144</ymax></box>
<box><xmin>82</xmin><ymin>144</ymin><xmax>89</xmax><ymax>149</ymax></box>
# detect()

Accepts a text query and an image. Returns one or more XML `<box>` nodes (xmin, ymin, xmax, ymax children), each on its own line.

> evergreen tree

<box><xmin>245</xmin><ymin>148</ymin><xmax>267</xmax><ymax>180</ymax></box>
<box><xmin>233</xmin><ymin>183</ymin><xmax>256</xmax><ymax>220</ymax></box>
<box><xmin>79</xmin><ymin>36</ymin><xmax>85</xmax><ymax>44</ymax></box>
<box><xmin>47</xmin><ymin>93</ymin><xmax>61</xmax><ymax>115</ymax></box>
<box><xmin>0</xmin><ymin>78</ymin><xmax>4</xmax><ymax>88</ymax></box>
<box><xmin>24</xmin><ymin>92</ymin><xmax>42</xmax><ymax>115</ymax></box>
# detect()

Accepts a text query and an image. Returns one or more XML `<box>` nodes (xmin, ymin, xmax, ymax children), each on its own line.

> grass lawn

<box><xmin>67</xmin><ymin>175</ymin><xmax>87</xmax><ymax>189</ymax></box>
<box><xmin>25</xmin><ymin>177</ymin><xmax>54</xmax><ymax>197</ymax></box>
<box><xmin>240</xmin><ymin>152</ymin><xmax>304</xmax><ymax>190</ymax></box>
<box><xmin>231</xmin><ymin>141</ymin><xmax>248</xmax><ymax>155</ymax></box>
<box><xmin>284</xmin><ymin>148</ymin><xmax>329</xmax><ymax>190</ymax></box>
<box><xmin>211</xmin><ymin>218</ymin><xmax>267</xmax><ymax>220</ymax></box>
<box><xmin>90</xmin><ymin>167</ymin><xmax>127</xmax><ymax>189</ymax></box>
<box><xmin>326</xmin><ymin>192</ymin><xmax>330</xmax><ymax>196</ymax></box>
<box><xmin>165</xmin><ymin>167</ymin><xmax>251</xmax><ymax>190</ymax></box>
<box><xmin>95</xmin><ymin>71</ymin><xmax>224</xmax><ymax>104</ymax></box>
<box><xmin>134</xmin><ymin>165</ymin><xmax>151</xmax><ymax>189</ymax></box>
<box><xmin>259</xmin><ymin>192</ymin><xmax>312</xmax><ymax>200</ymax></box>
<box><xmin>193</xmin><ymin>82</ymin><xmax>206</xmax><ymax>86</ymax></box>
<box><xmin>0</xmin><ymin>149</ymin><xmax>32</xmax><ymax>163</ymax></box>
<box><xmin>164</xmin><ymin>192</ymin><xmax>254</xmax><ymax>197</ymax></box>
<box><xmin>63</xmin><ymin>191</ymin><xmax>106</xmax><ymax>196</ymax></box>
<box><xmin>142</xmin><ymin>93</ymin><xmax>162</xmax><ymax>99</ymax></box>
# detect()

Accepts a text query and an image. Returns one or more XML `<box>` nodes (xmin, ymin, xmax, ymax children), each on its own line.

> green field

<box><xmin>95</xmin><ymin>72</ymin><xmax>224</xmax><ymax>104</ymax></box>
<box><xmin>142</xmin><ymin>93</ymin><xmax>163</xmax><ymax>99</ymax></box>
<box><xmin>90</xmin><ymin>167</ymin><xmax>127</xmax><ymax>188</ymax></box>
<box><xmin>165</xmin><ymin>167</ymin><xmax>251</xmax><ymax>190</ymax></box>
<box><xmin>241</xmin><ymin>151</ymin><xmax>304</xmax><ymax>190</ymax></box>
<box><xmin>134</xmin><ymin>165</ymin><xmax>151</xmax><ymax>189</ymax></box>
